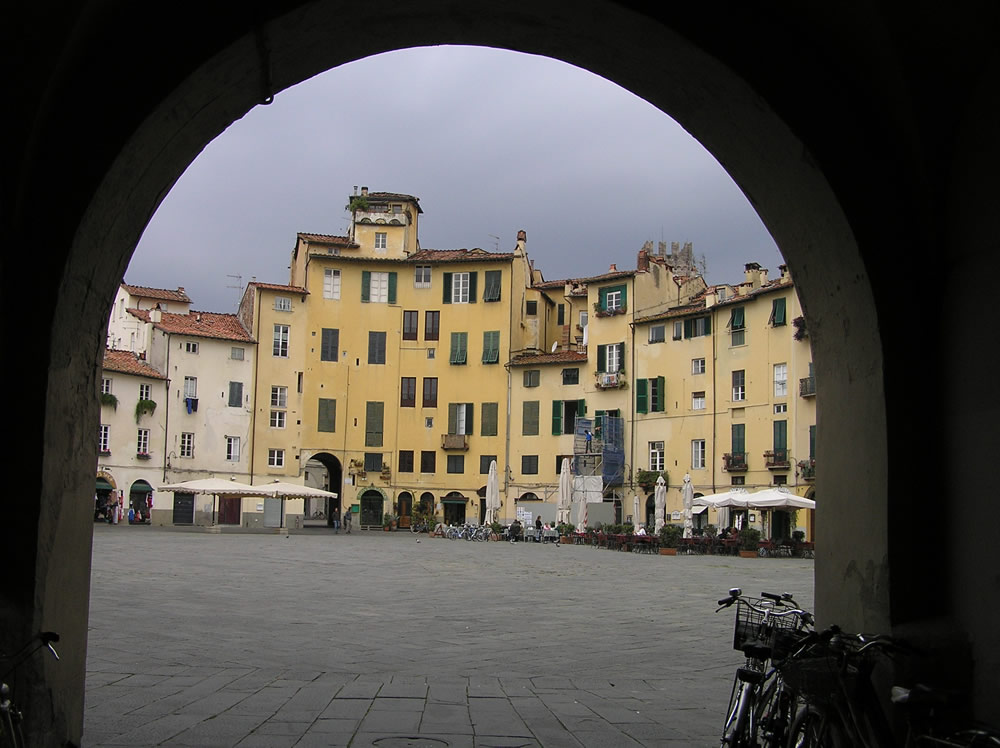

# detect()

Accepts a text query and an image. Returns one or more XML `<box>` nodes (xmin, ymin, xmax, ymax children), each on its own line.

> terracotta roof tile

<box><xmin>121</xmin><ymin>283</ymin><xmax>191</xmax><ymax>303</ymax></box>
<box><xmin>297</xmin><ymin>233</ymin><xmax>355</xmax><ymax>245</ymax></box>
<box><xmin>508</xmin><ymin>350</ymin><xmax>589</xmax><ymax>367</ymax></box>
<box><xmin>409</xmin><ymin>248</ymin><xmax>515</xmax><ymax>263</ymax></box>
<box><xmin>635</xmin><ymin>278</ymin><xmax>795</xmax><ymax>324</ymax></box>
<box><xmin>349</xmin><ymin>191</ymin><xmax>423</xmax><ymax>212</ymax></box>
<box><xmin>533</xmin><ymin>269</ymin><xmax>635</xmax><ymax>291</ymax></box>
<box><xmin>129</xmin><ymin>309</ymin><xmax>255</xmax><ymax>342</ymax></box>
<box><xmin>247</xmin><ymin>282</ymin><xmax>309</xmax><ymax>294</ymax></box>
<box><xmin>102</xmin><ymin>349</ymin><xmax>166</xmax><ymax>379</ymax></box>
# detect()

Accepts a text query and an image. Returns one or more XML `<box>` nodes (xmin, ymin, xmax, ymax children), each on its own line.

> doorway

<box><xmin>360</xmin><ymin>490</ymin><xmax>384</xmax><ymax>529</ymax></box>
<box><xmin>397</xmin><ymin>492</ymin><xmax>412</xmax><ymax>529</ymax></box>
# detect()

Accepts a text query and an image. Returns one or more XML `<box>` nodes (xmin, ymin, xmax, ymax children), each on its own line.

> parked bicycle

<box><xmin>1</xmin><ymin>631</ymin><xmax>60</xmax><ymax>748</ymax></box>
<box><xmin>716</xmin><ymin>588</ymin><xmax>814</xmax><ymax>747</ymax></box>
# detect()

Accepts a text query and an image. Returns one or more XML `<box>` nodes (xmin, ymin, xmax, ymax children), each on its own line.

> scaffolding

<box><xmin>572</xmin><ymin>416</ymin><xmax>625</xmax><ymax>490</ymax></box>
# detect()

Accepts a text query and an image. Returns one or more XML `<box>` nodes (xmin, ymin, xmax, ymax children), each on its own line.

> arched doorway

<box><xmin>397</xmin><ymin>492</ymin><xmax>413</xmax><ymax>529</ymax></box>
<box><xmin>645</xmin><ymin>495</ymin><xmax>655</xmax><ymax>528</ymax></box>
<box><xmin>95</xmin><ymin>474</ymin><xmax>116</xmax><ymax>522</ymax></box>
<box><xmin>128</xmin><ymin>480</ymin><xmax>153</xmax><ymax>524</ymax></box>
<box><xmin>359</xmin><ymin>489</ymin><xmax>384</xmax><ymax>529</ymax></box>
<box><xmin>306</xmin><ymin>452</ymin><xmax>343</xmax><ymax>528</ymax></box>
<box><xmin>442</xmin><ymin>492</ymin><xmax>466</xmax><ymax>525</ymax></box>
<box><xmin>477</xmin><ymin>486</ymin><xmax>487</xmax><ymax>525</ymax></box>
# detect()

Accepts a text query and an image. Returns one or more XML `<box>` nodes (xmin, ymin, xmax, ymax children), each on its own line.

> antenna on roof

<box><xmin>488</xmin><ymin>234</ymin><xmax>500</xmax><ymax>252</ymax></box>
<box><xmin>226</xmin><ymin>274</ymin><xmax>244</xmax><ymax>311</ymax></box>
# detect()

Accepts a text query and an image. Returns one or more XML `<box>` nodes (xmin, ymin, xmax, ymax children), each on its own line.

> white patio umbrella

<box><xmin>158</xmin><ymin>478</ymin><xmax>272</xmax><ymax>525</ymax></box>
<box><xmin>485</xmin><ymin>460</ymin><xmax>500</xmax><ymax>525</ymax></box>
<box><xmin>632</xmin><ymin>493</ymin><xmax>640</xmax><ymax>528</ymax></box>
<box><xmin>557</xmin><ymin>458</ymin><xmax>572</xmax><ymax>525</ymax></box>
<box><xmin>744</xmin><ymin>487</ymin><xmax>816</xmax><ymax>510</ymax></box>
<box><xmin>654</xmin><ymin>475</ymin><xmax>667</xmax><ymax>534</ymax></box>
<box><xmin>260</xmin><ymin>480</ymin><xmax>339</xmax><ymax>499</ymax></box>
<box><xmin>681</xmin><ymin>473</ymin><xmax>695</xmax><ymax>539</ymax></box>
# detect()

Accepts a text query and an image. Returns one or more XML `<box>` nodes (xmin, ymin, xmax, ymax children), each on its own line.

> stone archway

<box><xmin>12</xmin><ymin>3</ymin><xmax>1000</xmax><ymax>740</ymax></box>
<box><xmin>305</xmin><ymin>452</ymin><xmax>343</xmax><ymax>527</ymax></box>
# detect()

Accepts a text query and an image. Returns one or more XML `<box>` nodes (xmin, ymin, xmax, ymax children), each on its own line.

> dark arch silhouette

<box><xmin>8</xmin><ymin>3</ymin><xmax>1000</xmax><ymax>741</ymax></box>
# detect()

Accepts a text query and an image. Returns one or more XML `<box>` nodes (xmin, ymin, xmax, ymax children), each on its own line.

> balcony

<box><xmin>798</xmin><ymin>459</ymin><xmax>816</xmax><ymax>481</ymax></box>
<box><xmin>355</xmin><ymin>210</ymin><xmax>409</xmax><ymax>226</ymax></box>
<box><xmin>764</xmin><ymin>449</ymin><xmax>791</xmax><ymax>469</ymax></box>
<box><xmin>594</xmin><ymin>371</ymin><xmax>627</xmax><ymax>390</ymax></box>
<box><xmin>441</xmin><ymin>434</ymin><xmax>469</xmax><ymax>450</ymax></box>
<box><xmin>722</xmin><ymin>452</ymin><xmax>748</xmax><ymax>472</ymax></box>
<box><xmin>799</xmin><ymin>376</ymin><xmax>816</xmax><ymax>397</ymax></box>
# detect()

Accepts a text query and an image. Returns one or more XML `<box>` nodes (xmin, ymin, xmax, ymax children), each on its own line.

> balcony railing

<box><xmin>764</xmin><ymin>449</ymin><xmax>791</xmax><ymax>469</ymax></box>
<box><xmin>722</xmin><ymin>452</ymin><xmax>748</xmax><ymax>472</ymax></box>
<box><xmin>799</xmin><ymin>376</ymin><xmax>816</xmax><ymax>397</ymax></box>
<box><xmin>441</xmin><ymin>434</ymin><xmax>469</xmax><ymax>450</ymax></box>
<box><xmin>798</xmin><ymin>459</ymin><xmax>816</xmax><ymax>480</ymax></box>
<box><xmin>594</xmin><ymin>371</ymin><xmax>627</xmax><ymax>389</ymax></box>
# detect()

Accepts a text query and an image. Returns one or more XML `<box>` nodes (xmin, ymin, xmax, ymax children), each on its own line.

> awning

<box><xmin>441</xmin><ymin>497</ymin><xmax>468</xmax><ymax>504</ymax></box>
<box><xmin>96</xmin><ymin>478</ymin><xmax>114</xmax><ymax>492</ymax></box>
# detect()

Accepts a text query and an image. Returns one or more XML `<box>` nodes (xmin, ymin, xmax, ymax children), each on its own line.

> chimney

<box><xmin>609</xmin><ymin>263</ymin><xmax>617</xmax><ymax>272</ymax></box>
<box><xmin>150</xmin><ymin>306</ymin><xmax>161</xmax><ymax>323</ymax></box>
<box><xmin>744</xmin><ymin>262</ymin><xmax>763</xmax><ymax>288</ymax></box>
<box><xmin>514</xmin><ymin>230</ymin><xmax>527</xmax><ymax>256</ymax></box>
<box><xmin>637</xmin><ymin>249</ymin><xmax>650</xmax><ymax>272</ymax></box>
<box><xmin>361</xmin><ymin>186</ymin><xmax>368</xmax><ymax>196</ymax></box>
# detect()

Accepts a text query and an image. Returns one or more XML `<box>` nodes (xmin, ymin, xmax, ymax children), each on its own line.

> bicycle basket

<box><xmin>732</xmin><ymin>597</ymin><xmax>806</xmax><ymax>657</ymax></box>
<box><xmin>779</xmin><ymin>654</ymin><xmax>855</xmax><ymax>703</ymax></box>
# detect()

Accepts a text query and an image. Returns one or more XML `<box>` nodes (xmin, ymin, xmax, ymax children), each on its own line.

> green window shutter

<box><xmin>448</xmin><ymin>403</ymin><xmax>459</xmax><ymax>435</ymax></box>
<box><xmin>552</xmin><ymin>400</ymin><xmax>563</xmax><ymax>435</ymax></box>
<box><xmin>365</xmin><ymin>401</ymin><xmax>384</xmax><ymax>447</ymax></box>
<box><xmin>557</xmin><ymin>304</ymin><xmax>565</xmax><ymax>325</ymax></box>
<box><xmin>598</xmin><ymin>287</ymin><xmax>607</xmax><ymax>311</ymax></box>
<box><xmin>387</xmin><ymin>272</ymin><xmax>397</xmax><ymax>304</ymax></box>
<box><xmin>523</xmin><ymin>401</ymin><xmax>539</xmax><ymax>436</ymax></box>
<box><xmin>773</xmin><ymin>420</ymin><xmax>787</xmax><ymax>450</ymax></box>
<box><xmin>442</xmin><ymin>272</ymin><xmax>452</xmax><ymax>303</ymax></box>
<box><xmin>321</xmin><ymin>328</ymin><xmax>339</xmax><ymax>361</ymax></box>
<box><xmin>772</xmin><ymin>297</ymin><xmax>786</xmax><ymax>326</ymax></box>
<box><xmin>620</xmin><ymin>285</ymin><xmax>627</xmax><ymax>309</ymax></box>
<box><xmin>654</xmin><ymin>376</ymin><xmax>665</xmax><ymax>411</ymax></box>
<box><xmin>465</xmin><ymin>403</ymin><xmax>474</xmax><ymax>434</ymax></box>
<box><xmin>317</xmin><ymin>398</ymin><xmax>336</xmax><ymax>432</ymax></box>
<box><xmin>597</xmin><ymin>344</ymin><xmax>607</xmax><ymax>372</ymax></box>
<box><xmin>450</xmin><ymin>332</ymin><xmax>467</xmax><ymax>364</ymax></box>
<box><xmin>482</xmin><ymin>331</ymin><xmax>499</xmax><ymax>363</ymax></box>
<box><xmin>809</xmin><ymin>424</ymin><xmax>816</xmax><ymax>460</ymax></box>
<box><xmin>577</xmin><ymin>398</ymin><xmax>586</xmax><ymax>416</ymax></box>
<box><xmin>594</xmin><ymin>410</ymin><xmax>604</xmax><ymax>435</ymax></box>
<box><xmin>468</xmin><ymin>272</ymin><xmax>478</xmax><ymax>303</ymax></box>
<box><xmin>732</xmin><ymin>423</ymin><xmax>745</xmax><ymax>453</ymax></box>
<box><xmin>482</xmin><ymin>402</ymin><xmax>498</xmax><ymax>436</ymax></box>
<box><xmin>636</xmin><ymin>378</ymin><xmax>648</xmax><ymax>414</ymax></box>
<box><xmin>484</xmin><ymin>270</ymin><xmax>502</xmax><ymax>302</ymax></box>
<box><xmin>361</xmin><ymin>270</ymin><xmax>371</xmax><ymax>302</ymax></box>
<box><xmin>616</xmin><ymin>343</ymin><xmax>625</xmax><ymax>372</ymax></box>
<box><xmin>684</xmin><ymin>318</ymin><xmax>693</xmax><ymax>338</ymax></box>
<box><xmin>730</xmin><ymin>307</ymin><xmax>745</xmax><ymax>329</ymax></box>
<box><xmin>705</xmin><ymin>315</ymin><xmax>712</xmax><ymax>334</ymax></box>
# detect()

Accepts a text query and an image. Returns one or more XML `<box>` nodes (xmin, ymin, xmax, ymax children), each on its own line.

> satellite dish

<box><xmin>551</xmin><ymin>341</ymin><xmax>558</xmax><ymax>352</ymax></box>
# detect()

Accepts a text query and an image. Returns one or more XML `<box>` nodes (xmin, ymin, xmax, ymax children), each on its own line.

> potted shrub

<box><xmin>557</xmin><ymin>522</ymin><xmax>575</xmax><ymax>542</ymax></box>
<box><xmin>383</xmin><ymin>512</ymin><xmax>394</xmax><ymax>531</ymax></box>
<box><xmin>658</xmin><ymin>523</ymin><xmax>683</xmax><ymax>555</ymax></box>
<box><xmin>636</xmin><ymin>470</ymin><xmax>667</xmax><ymax>492</ymax></box>
<box><xmin>739</xmin><ymin>526</ymin><xmax>762</xmax><ymax>557</ymax></box>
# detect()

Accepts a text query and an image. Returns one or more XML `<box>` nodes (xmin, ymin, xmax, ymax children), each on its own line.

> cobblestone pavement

<box><xmin>85</xmin><ymin>525</ymin><xmax>814</xmax><ymax>747</ymax></box>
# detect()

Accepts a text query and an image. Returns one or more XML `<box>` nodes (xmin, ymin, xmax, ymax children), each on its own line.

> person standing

<box><xmin>535</xmin><ymin>516</ymin><xmax>543</xmax><ymax>542</ymax></box>
<box><xmin>343</xmin><ymin>507</ymin><xmax>352</xmax><ymax>534</ymax></box>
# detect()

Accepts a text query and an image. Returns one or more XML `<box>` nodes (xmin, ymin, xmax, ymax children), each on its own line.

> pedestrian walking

<box><xmin>343</xmin><ymin>508</ymin><xmax>352</xmax><ymax>534</ymax></box>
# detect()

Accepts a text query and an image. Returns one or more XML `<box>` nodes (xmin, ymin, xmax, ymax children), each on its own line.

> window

<box><xmin>774</xmin><ymin>363</ymin><xmax>788</xmax><ymax>397</ymax></box>
<box><xmin>683</xmin><ymin>316</ymin><xmax>712</xmax><ymax>338</ymax></box>
<box><xmin>414</xmin><ymin>266</ymin><xmax>431</xmax><ymax>288</ymax></box>
<box><xmin>139</xmin><ymin>383</ymin><xmax>151</xmax><ymax>401</ymax></box>
<box><xmin>368</xmin><ymin>331</ymin><xmax>387</xmax><ymax>364</ymax></box>
<box><xmin>692</xmin><ymin>358</ymin><xmax>706</xmax><ymax>375</ymax></box>
<box><xmin>427</xmin><ymin>348</ymin><xmax>435</xmax><ymax>359</ymax></box>
<box><xmin>481</xmin><ymin>331</ymin><xmax>500</xmax><ymax>364</ymax></box>
<box><xmin>136</xmin><ymin>428</ymin><xmax>149</xmax><ymax>455</ymax></box>
<box><xmin>692</xmin><ymin>391</ymin><xmax>706</xmax><ymax>410</ymax></box>
<box><xmin>399</xmin><ymin>450</ymin><xmax>414</xmax><ymax>473</ymax></box>
<box><xmin>420</xmin><ymin>451</ymin><xmax>436</xmax><ymax>473</ymax></box>
<box><xmin>424</xmin><ymin>311</ymin><xmax>440</xmax><ymax>341</ymax></box>
<box><xmin>400</xmin><ymin>377</ymin><xmax>416</xmax><ymax>407</ymax></box>
<box><xmin>649</xmin><ymin>441</ymin><xmax>665</xmax><ymax>472</ymax></box>
<box><xmin>599</xmin><ymin>284</ymin><xmax>627</xmax><ymax>311</ymax></box>
<box><xmin>321</xmin><ymin>328</ymin><xmax>339</xmax><ymax>361</ymax></box>
<box><xmin>579</xmin><ymin>311</ymin><xmax>588</xmax><ymax>329</ymax></box>
<box><xmin>402</xmin><ymin>311</ymin><xmax>418</xmax><ymax>340</ymax></box>
<box><xmin>422</xmin><ymin>377</ymin><xmax>438</xmax><ymax>407</ymax></box>
<box><xmin>364</xmin><ymin>452</ymin><xmax>383</xmax><ymax>472</ymax></box>
<box><xmin>692</xmin><ymin>439</ymin><xmax>706</xmax><ymax>470</ymax></box>
<box><xmin>521</xmin><ymin>455</ymin><xmax>539</xmax><ymax>475</ymax></box>
<box><xmin>231</xmin><ymin>346</ymin><xmax>245</xmax><ymax>360</ymax></box>
<box><xmin>649</xmin><ymin>324</ymin><xmax>666</xmax><ymax>343</ymax></box>
<box><xmin>180</xmin><ymin>432</ymin><xmax>194</xmax><ymax>458</ymax></box>
<box><xmin>361</xmin><ymin>270</ymin><xmax>396</xmax><ymax>303</ymax></box>
<box><xmin>425</xmin><ymin>417</ymin><xmax>433</xmax><ymax>428</ymax></box>
<box><xmin>523</xmin><ymin>369</ymin><xmax>540</xmax><ymax>387</ymax></box>
<box><xmin>446</xmin><ymin>271</ymin><xmax>474</xmax><ymax>304</ymax></box>
<box><xmin>274</xmin><ymin>296</ymin><xmax>291</xmax><ymax>311</ymax></box>
<box><xmin>449</xmin><ymin>332</ymin><xmax>468</xmax><ymax>364</ymax></box>
<box><xmin>636</xmin><ymin>377</ymin><xmax>665</xmax><ymax>414</ymax></box>
<box><xmin>228</xmin><ymin>381</ymin><xmax>243</xmax><ymax>407</ymax></box>
<box><xmin>557</xmin><ymin>303</ymin><xmax>565</xmax><ymax>325</ymax></box>
<box><xmin>774</xmin><ymin>403</ymin><xmax>788</xmax><ymax>414</ymax></box>
<box><xmin>525</xmin><ymin>300</ymin><xmax>537</xmax><ymax>315</ymax></box>
<box><xmin>101</xmin><ymin>377</ymin><xmax>112</xmax><ymax>395</ymax></box>
<box><xmin>774</xmin><ymin>419</ymin><xmax>788</xmax><ymax>452</ymax></box>
<box><xmin>323</xmin><ymin>268</ymin><xmax>341</xmax><ymax>299</ymax></box>
<box><xmin>98</xmin><ymin>424</ymin><xmax>110</xmax><ymax>453</ymax></box>
<box><xmin>673</xmin><ymin>321</ymin><xmax>683</xmax><ymax>340</ymax></box>
<box><xmin>273</xmin><ymin>324</ymin><xmax>289</xmax><ymax>357</ymax></box>
<box><xmin>226</xmin><ymin>436</ymin><xmax>241</xmax><ymax>462</ymax></box>
<box><xmin>185</xmin><ymin>341</ymin><xmax>199</xmax><ymax>354</ymax></box>
<box><xmin>271</xmin><ymin>386</ymin><xmax>287</xmax><ymax>408</ymax></box>
<box><xmin>447</xmin><ymin>455</ymin><xmax>465</xmax><ymax>474</ymax></box>
<box><xmin>448</xmin><ymin>402</ymin><xmax>474</xmax><ymax>435</ymax></box>
<box><xmin>551</xmin><ymin>399</ymin><xmax>585</xmax><ymax>435</ymax></box>
<box><xmin>374</xmin><ymin>231</ymin><xmax>387</xmax><ymax>250</ymax></box>
<box><xmin>555</xmin><ymin>455</ymin><xmax>573</xmax><ymax>474</ymax></box>
<box><xmin>522</xmin><ymin>401</ymin><xmax>539</xmax><ymax>436</ymax></box>
<box><xmin>270</xmin><ymin>409</ymin><xmax>286</xmax><ymax>428</ymax></box>
<box><xmin>729</xmin><ymin>306</ymin><xmax>746</xmax><ymax>346</ymax></box>
<box><xmin>365</xmin><ymin>402</ymin><xmax>384</xmax><ymax>447</ymax></box>
<box><xmin>732</xmin><ymin>423</ymin><xmax>746</xmax><ymax>455</ymax></box>
<box><xmin>773</xmin><ymin>474</ymin><xmax>788</xmax><ymax>486</ymax></box>
<box><xmin>770</xmin><ymin>297</ymin><xmax>787</xmax><ymax>326</ymax></box>
<box><xmin>732</xmin><ymin>370</ymin><xmax>746</xmax><ymax>402</ymax></box>
<box><xmin>732</xmin><ymin>476</ymin><xmax>746</xmax><ymax>486</ymax></box>
<box><xmin>483</xmin><ymin>270</ymin><xmax>502</xmax><ymax>302</ymax></box>
<box><xmin>268</xmin><ymin>449</ymin><xmax>285</xmax><ymax>468</ymax></box>
<box><xmin>597</xmin><ymin>342</ymin><xmax>624</xmax><ymax>373</ymax></box>
<box><xmin>317</xmin><ymin>398</ymin><xmax>336</xmax><ymax>432</ymax></box>
<box><xmin>562</xmin><ymin>368</ymin><xmax>579</xmax><ymax>385</ymax></box>
<box><xmin>183</xmin><ymin>376</ymin><xmax>197</xmax><ymax>398</ymax></box>
<box><xmin>480</xmin><ymin>455</ymin><xmax>497</xmax><ymax>474</ymax></box>
<box><xmin>481</xmin><ymin>402</ymin><xmax>498</xmax><ymax>436</ymax></box>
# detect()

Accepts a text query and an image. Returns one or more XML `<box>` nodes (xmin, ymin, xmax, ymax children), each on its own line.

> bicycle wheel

<box><xmin>756</xmin><ymin>677</ymin><xmax>794</xmax><ymax>748</ymax></box>
<box><xmin>788</xmin><ymin>704</ymin><xmax>848</xmax><ymax>748</ymax></box>
<box><xmin>721</xmin><ymin>677</ymin><xmax>755</xmax><ymax>747</ymax></box>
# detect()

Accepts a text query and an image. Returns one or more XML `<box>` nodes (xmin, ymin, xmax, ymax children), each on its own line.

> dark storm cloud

<box><xmin>127</xmin><ymin>46</ymin><xmax>782</xmax><ymax>312</ymax></box>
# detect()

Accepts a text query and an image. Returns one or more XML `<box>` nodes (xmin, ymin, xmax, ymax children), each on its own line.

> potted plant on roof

<box><xmin>658</xmin><ymin>523</ymin><xmax>682</xmax><ymax>555</ymax></box>
<box><xmin>739</xmin><ymin>526</ymin><xmax>762</xmax><ymax>558</ymax></box>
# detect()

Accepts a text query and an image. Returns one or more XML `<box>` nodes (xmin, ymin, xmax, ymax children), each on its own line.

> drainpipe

<box><xmin>162</xmin><ymin>332</ymin><xmax>172</xmax><ymax>483</ymax></box>
<box><xmin>711</xmin><ymin>306</ymin><xmax>718</xmax><ymax>495</ymax></box>
<box><xmin>249</xmin><ymin>286</ymin><xmax>261</xmax><ymax>486</ymax></box>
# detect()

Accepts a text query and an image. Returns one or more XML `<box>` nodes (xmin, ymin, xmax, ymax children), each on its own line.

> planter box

<box><xmin>560</xmin><ymin>536</ymin><xmax>572</xmax><ymax>544</ymax></box>
<box><xmin>739</xmin><ymin>550</ymin><xmax>757</xmax><ymax>558</ymax></box>
<box><xmin>659</xmin><ymin>547</ymin><xmax>677</xmax><ymax>556</ymax></box>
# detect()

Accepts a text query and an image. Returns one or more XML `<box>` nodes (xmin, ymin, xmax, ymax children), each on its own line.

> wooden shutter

<box><xmin>615</xmin><ymin>343</ymin><xmax>625</xmax><ymax>371</ymax></box>
<box><xmin>448</xmin><ymin>403</ymin><xmax>459</xmax><ymax>435</ymax></box>
<box><xmin>484</xmin><ymin>270</ymin><xmax>501</xmax><ymax>301</ymax></box>
<box><xmin>552</xmin><ymin>400</ymin><xmax>563</xmax><ymax>435</ymax></box>
<box><xmin>774</xmin><ymin>420</ymin><xmax>787</xmax><ymax>450</ymax></box>
<box><xmin>482</xmin><ymin>402</ymin><xmax>498</xmax><ymax>436</ymax></box>
<box><xmin>468</xmin><ymin>272</ymin><xmax>477</xmax><ymax>303</ymax></box>
<box><xmin>577</xmin><ymin>398</ymin><xmax>586</xmax><ymax>416</ymax></box>
<box><xmin>684</xmin><ymin>318</ymin><xmax>693</xmax><ymax>338</ymax></box>
<box><xmin>317</xmin><ymin>398</ymin><xmax>336</xmax><ymax>432</ymax></box>
<box><xmin>597</xmin><ymin>344</ymin><xmax>607</xmax><ymax>372</ymax></box>
<box><xmin>321</xmin><ymin>328</ymin><xmax>339</xmax><ymax>361</ymax></box>
<box><xmin>523</xmin><ymin>401</ymin><xmax>539</xmax><ymax>435</ymax></box>
<box><xmin>732</xmin><ymin>423</ymin><xmax>745</xmax><ymax>453</ymax></box>
<box><xmin>365</xmin><ymin>401</ymin><xmax>384</xmax><ymax>447</ymax></box>
<box><xmin>387</xmin><ymin>272</ymin><xmax>397</xmax><ymax>304</ymax></box>
<box><xmin>450</xmin><ymin>332</ymin><xmax>467</xmax><ymax>364</ymax></box>
<box><xmin>465</xmin><ymin>403</ymin><xmax>474</xmax><ymax>434</ymax></box>
<box><xmin>361</xmin><ymin>270</ymin><xmax>371</xmax><ymax>302</ymax></box>
<box><xmin>636</xmin><ymin>379</ymin><xmax>648</xmax><ymax>414</ymax></box>
<box><xmin>442</xmin><ymin>272</ymin><xmax>452</xmax><ymax>303</ymax></box>
<box><xmin>228</xmin><ymin>381</ymin><xmax>242</xmax><ymax>407</ymax></box>
<box><xmin>654</xmin><ymin>376</ymin><xmax>665</xmax><ymax>411</ymax></box>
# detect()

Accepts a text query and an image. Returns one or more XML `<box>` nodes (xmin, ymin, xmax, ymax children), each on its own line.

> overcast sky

<box><xmin>127</xmin><ymin>45</ymin><xmax>783</xmax><ymax>313</ymax></box>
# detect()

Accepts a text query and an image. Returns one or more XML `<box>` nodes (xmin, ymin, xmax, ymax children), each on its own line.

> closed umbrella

<box><xmin>485</xmin><ymin>460</ymin><xmax>500</xmax><ymax>525</ymax></box>
<box><xmin>681</xmin><ymin>473</ymin><xmax>694</xmax><ymax>539</ymax></box>
<box><xmin>632</xmin><ymin>493</ymin><xmax>640</xmax><ymax>528</ymax></box>
<box><xmin>557</xmin><ymin>458</ymin><xmax>572</xmax><ymax>525</ymax></box>
<box><xmin>654</xmin><ymin>475</ymin><xmax>667</xmax><ymax>533</ymax></box>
